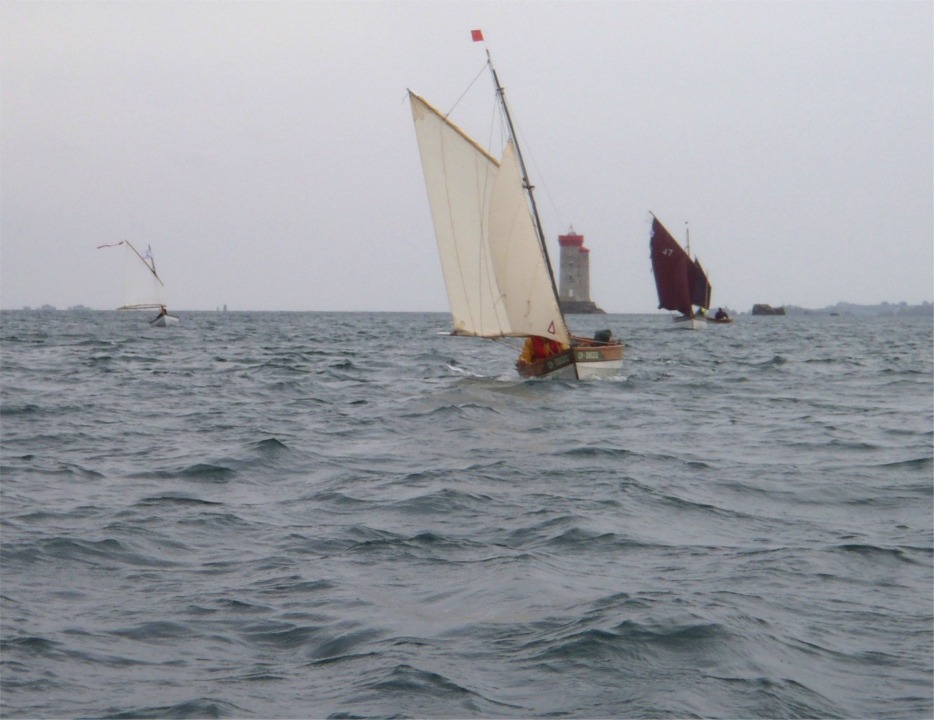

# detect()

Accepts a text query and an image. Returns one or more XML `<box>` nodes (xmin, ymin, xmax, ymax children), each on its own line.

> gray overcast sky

<box><xmin>2</xmin><ymin>1</ymin><xmax>931</xmax><ymax>313</ymax></box>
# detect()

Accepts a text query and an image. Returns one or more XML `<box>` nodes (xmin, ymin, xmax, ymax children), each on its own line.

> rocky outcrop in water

<box><xmin>752</xmin><ymin>304</ymin><xmax>786</xmax><ymax>316</ymax></box>
<box><xmin>560</xmin><ymin>300</ymin><xmax>606</xmax><ymax>314</ymax></box>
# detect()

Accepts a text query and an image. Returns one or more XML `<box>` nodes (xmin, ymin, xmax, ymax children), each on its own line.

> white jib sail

<box><xmin>488</xmin><ymin>140</ymin><xmax>570</xmax><ymax>345</ymax></box>
<box><xmin>121</xmin><ymin>242</ymin><xmax>165</xmax><ymax>310</ymax></box>
<box><xmin>410</xmin><ymin>91</ymin><xmax>568</xmax><ymax>344</ymax></box>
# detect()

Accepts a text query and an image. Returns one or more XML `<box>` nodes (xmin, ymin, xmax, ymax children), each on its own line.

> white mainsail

<box><xmin>409</xmin><ymin>91</ymin><xmax>569</xmax><ymax>345</ymax></box>
<box><xmin>120</xmin><ymin>241</ymin><xmax>165</xmax><ymax>310</ymax></box>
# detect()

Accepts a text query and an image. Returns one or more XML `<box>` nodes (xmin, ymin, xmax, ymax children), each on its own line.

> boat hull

<box><xmin>517</xmin><ymin>342</ymin><xmax>624</xmax><ymax>380</ymax></box>
<box><xmin>672</xmin><ymin>315</ymin><xmax>706</xmax><ymax>330</ymax></box>
<box><xmin>150</xmin><ymin>314</ymin><xmax>180</xmax><ymax>327</ymax></box>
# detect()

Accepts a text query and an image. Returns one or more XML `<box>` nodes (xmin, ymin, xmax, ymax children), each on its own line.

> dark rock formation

<box><xmin>752</xmin><ymin>304</ymin><xmax>786</xmax><ymax>316</ymax></box>
<box><xmin>560</xmin><ymin>300</ymin><xmax>606</xmax><ymax>315</ymax></box>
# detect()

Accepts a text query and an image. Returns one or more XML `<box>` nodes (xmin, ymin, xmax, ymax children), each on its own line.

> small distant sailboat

<box><xmin>649</xmin><ymin>215</ymin><xmax>713</xmax><ymax>330</ymax></box>
<box><xmin>98</xmin><ymin>240</ymin><xmax>179</xmax><ymax>326</ymax></box>
<box><xmin>408</xmin><ymin>33</ymin><xmax>624</xmax><ymax>379</ymax></box>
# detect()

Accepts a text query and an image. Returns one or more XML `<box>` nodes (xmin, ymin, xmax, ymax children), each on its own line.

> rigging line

<box><xmin>492</xmin><ymin>337</ymin><xmax>525</xmax><ymax>352</ymax></box>
<box><xmin>486</xmin><ymin>50</ymin><xmax>566</xmax><ymax>332</ymax></box>
<box><xmin>480</xmin><ymin>116</ymin><xmax>567</xmax><ymax>279</ymax></box>
<box><xmin>483</xmin><ymin>91</ymin><xmax>509</xmax><ymax>174</ymax></box>
<box><xmin>512</xmin><ymin>128</ymin><xmax>565</xmax><ymax>234</ymax></box>
<box><xmin>445</xmin><ymin>62</ymin><xmax>489</xmax><ymax>118</ymax></box>
<box><xmin>477</xmin><ymin>67</ymin><xmax>564</xmax><ymax>237</ymax></box>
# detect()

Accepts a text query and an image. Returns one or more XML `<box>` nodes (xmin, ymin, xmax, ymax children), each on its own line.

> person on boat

<box><xmin>516</xmin><ymin>336</ymin><xmax>567</xmax><ymax>368</ymax></box>
<box><xmin>154</xmin><ymin>305</ymin><xmax>167</xmax><ymax>321</ymax></box>
<box><xmin>715</xmin><ymin>307</ymin><xmax>729</xmax><ymax>320</ymax></box>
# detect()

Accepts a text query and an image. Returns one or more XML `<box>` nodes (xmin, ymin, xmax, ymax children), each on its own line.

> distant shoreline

<box><xmin>7</xmin><ymin>302</ymin><xmax>933</xmax><ymax>317</ymax></box>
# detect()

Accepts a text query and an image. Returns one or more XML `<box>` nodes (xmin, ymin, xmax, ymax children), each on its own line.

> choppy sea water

<box><xmin>1</xmin><ymin>309</ymin><xmax>931</xmax><ymax>719</ymax></box>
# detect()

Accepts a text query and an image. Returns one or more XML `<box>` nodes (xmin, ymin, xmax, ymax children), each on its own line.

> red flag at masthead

<box><xmin>471</xmin><ymin>29</ymin><xmax>484</xmax><ymax>42</ymax></box>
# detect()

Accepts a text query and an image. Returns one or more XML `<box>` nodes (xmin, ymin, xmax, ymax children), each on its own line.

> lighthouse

<box><xmin>558</xmin><ymin>227</ymin><xmax>605</xmax><ymax>314</ymax></box>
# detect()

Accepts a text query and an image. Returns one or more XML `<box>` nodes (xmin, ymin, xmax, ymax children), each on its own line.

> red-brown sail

<box><xmin>691</xmin><ymin>258</ymin><xmax>712</xmax><ymax>310</ymax></box>
<box><xmin>650</xmin><ymin>216</ymin><xmax>711</xmax><ymax>318</ymax></box>
<box><xmin>650</xmin><ymin>217</ymin><xmax>694</xmax><ymax>316</ymax></box>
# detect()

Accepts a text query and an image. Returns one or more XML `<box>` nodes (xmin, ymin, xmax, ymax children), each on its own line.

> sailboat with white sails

<box><xmin>408</xmin><ymin>34</ymin><xmax>624</xmax><ymax>379</ymax></box>
<box><xmin>99</xmin><ymin>240</ymin><xmax>179</xmax><ymax>326</ymax></box>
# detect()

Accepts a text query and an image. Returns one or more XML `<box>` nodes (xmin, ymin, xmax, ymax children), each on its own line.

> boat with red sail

<box><xmin>649</xmin><ymin>215</ymin><xmax>713</xmax><ymax>329</ymax></box>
